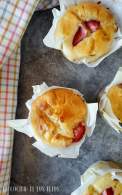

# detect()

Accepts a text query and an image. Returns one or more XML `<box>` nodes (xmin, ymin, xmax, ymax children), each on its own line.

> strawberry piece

<box><xmin>102</xmin><ymin>187</ymin><xmax>114</xmax><ymax>195</ymax></box>
<box><xmin>85</xmin><ymin>20</ymin><xmax>100</xmax><ymax>32</ymax></box>
<box><xmin>73</xmin><ymin>122</ymin><xmax>86</xmax><ymax>142</ymax></box>
<box><xmin>73</xmin><ymin>26</ymin><xmax>87</xmax><ymax>46</ymax></box>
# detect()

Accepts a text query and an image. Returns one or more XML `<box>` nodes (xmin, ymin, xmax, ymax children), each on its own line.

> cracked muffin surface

<box><xmin>55</xmin><ymin>2</ymin><xmax>117</xmax><ymax>63</ymax></box>
<box><xmin>30</xmin><ymin>88</ymin><xmax>87</xmax><ymax>147</ymax></box>
<box><xmin>107</xmin><ymin>84</ymin><xmax>122</xmax><ymax>123</ymax></box>
<box><xmin>83</xmin><ymin>173</ymin><xmax>122</xmax><ymax>195</ymax></box>
<box><xmin>81</xmin><ymin>161</ymin><xmax>122</xmax><ymax>195</ymax></box>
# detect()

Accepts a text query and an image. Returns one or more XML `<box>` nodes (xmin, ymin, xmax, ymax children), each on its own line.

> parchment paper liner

<box><xmin>71</xmin><ymin>161</ymin><xmax>122</xmax><ymax>195</ymax></box>
<box><xmin>99</xmin><ymin>67</ymin><xmax>122</xmax><ymax>133</ymax></box>
<box><xmin>8</xmin><ymin>82</ymin><xmax>98</xmax><ymax>158</ymax></box>
<box><xmin>43</xmin><ymin>0</ymin><xmax>122</xmax><ymax>67</ymax></box>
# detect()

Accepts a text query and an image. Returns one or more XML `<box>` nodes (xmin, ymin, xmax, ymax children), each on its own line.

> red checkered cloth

<box><xmin>0</xmin><ymin>48</ymin><xmax>20</xmax><ymax>195</ymax></box>
<box><xmin>0</xmin><ymin>0</ymin><xmax>40</xmax><ymax>194</ymax></box>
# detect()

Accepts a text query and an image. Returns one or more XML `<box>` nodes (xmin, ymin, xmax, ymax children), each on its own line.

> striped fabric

<box><xmin>0</xmin><ymin>0</ymin><xmax>40</xmax><ymax>194</ymax></box>
<box><xmin>0</xmin><ymin>0</ymin><xmax>39</xmax><ymax>67</ymax></box>
<box><xmin>0</xmin><ymin>48</ymin><xmax>20</xmax><ymax>195</ymax></box>
<box><xmin>37</xmin><ymin>0</ymin><xmax>58</xmax><ymax>10</ymax></box>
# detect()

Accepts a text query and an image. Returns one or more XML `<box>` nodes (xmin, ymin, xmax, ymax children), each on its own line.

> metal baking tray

<box><xmin>10</xmin><ymin>8</ymin><xmax>122</xmax><ymax>195</ymax></box>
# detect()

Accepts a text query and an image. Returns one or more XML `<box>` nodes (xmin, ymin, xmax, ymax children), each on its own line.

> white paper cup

<box><xmin>8</xmin><ymin>82</ymin><xmax>98</xmax><ymax>158</ymax></box>
<box><xmin>43</xmin><ymin>0</ymin><xmax>122</xmax><ymax>67</ymax></box>
<box><xmin>99</xmin><ymin>67</ymin><xmax>122</xmax><ymax>133</ymax></box>
<box><xmin>71</xmin><ymin>161</ymin><xmax>122</xmax><ymax>195</ymax></box>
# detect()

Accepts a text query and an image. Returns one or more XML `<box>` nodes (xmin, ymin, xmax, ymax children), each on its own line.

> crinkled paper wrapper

<box><xmin>71</xmin><ymin>161</ymin><xmax>122</xmax><ymax>195</ymax></box>
<box><xmin>43</xmin><ymin>0</ymin><xmax>122</xmax><ymax>67</ymax></box>
<box><xmin>99</xmin><ymin>67</ymin><xmax>122</xmax><ymax>133</ymax></box>
<box><xmin>8</xmin><ymin>83</ymin><xmax>98</xmax><ymax>158</ymax></box>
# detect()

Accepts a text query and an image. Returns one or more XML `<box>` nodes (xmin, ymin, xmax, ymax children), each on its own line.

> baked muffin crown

<box><xmin>107</xmin><ymin>84</ymin><xmax>122</xmax><ymax>122</ymax></box>
<box><xmin>55</xmin><ymin>2</ymin><xmax>117</xmax><ymax>63</ymax></box>
<box><xmin>30</xmin><ymin>88</ymin><xmax>88</xmax><ymax>147</ymax></box>
<box><xmin>72</xmin><ymin>161</ymin><xmax>122</xmax><ymax>195</ymax></box>
<box><xmin>83</xmin><ymin>173</ymin><xmax>122</xmax><ymax>195</ymax></box>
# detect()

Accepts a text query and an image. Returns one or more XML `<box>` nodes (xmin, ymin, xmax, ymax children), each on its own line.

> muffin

<box><xmin>30</xmin><ymin>87</ymin><xmax>88</xmax><ymax>147</ymax></box>
<box><xmin>82</xmin><ymin>173</ymin><xmax>122</xmax><ymax>194</ymax></box>
<box><xmin>99</xmin><ymin>68</ymin><xmax>122</xmax><ymax>132</ymax></box>
<box><xmin>8</xmin><ymin>83</ymin><xmax>98</xmax><ymax>157</ymax></box>
<box><xmin>72</xmin><ymin>161</ymin><xmax>122</xmax><ymax>195</ymax></box>
<box><xmin>107</xmin><ymin>84</ymin><xmax>122</xmax><ymax>123</ymax></box>
<box><xmin>55</xmin><ymin>2</ymin><xmax>117</xmax><ymax>63</ymax></box>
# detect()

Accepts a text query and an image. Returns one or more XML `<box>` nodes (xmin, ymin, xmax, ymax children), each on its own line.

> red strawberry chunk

<box><xmin>102</xmin><ymin>187</ymin><xmax>114</xmax><ymax>195</ymax></box>
<box><xmin>85</xmin><ymin>20</ymin><xmax>100</xmax><ymax>32</ymax></box>
<box><xmin>73</xmin><ymin>26</ymin><xmax>87</xmax><ymax>46</ymax></box>
<box><xmin>73</xmin><ymin>122</ymin><xmax>86</xmax><ymax>142</ymax></box>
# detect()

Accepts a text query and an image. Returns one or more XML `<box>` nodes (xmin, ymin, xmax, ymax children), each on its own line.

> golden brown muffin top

<box><xmin>107</xmin><ymin>84</ymin><xmax>122</xmax><ymax>123</ymax></box>
<box><xmin>30</xmin><ymin>88</ymin><xmax>87</xmax><ymax>147</ymax></box>
<box><xmin>83</xmin><ymin>173</ymin><xmax>122</xmax><ymax>195</ymax></box>
<box><xmin>55</xmin><ymin>2</ymin><xmax>117</xmax><ymax>62</ymax></box>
